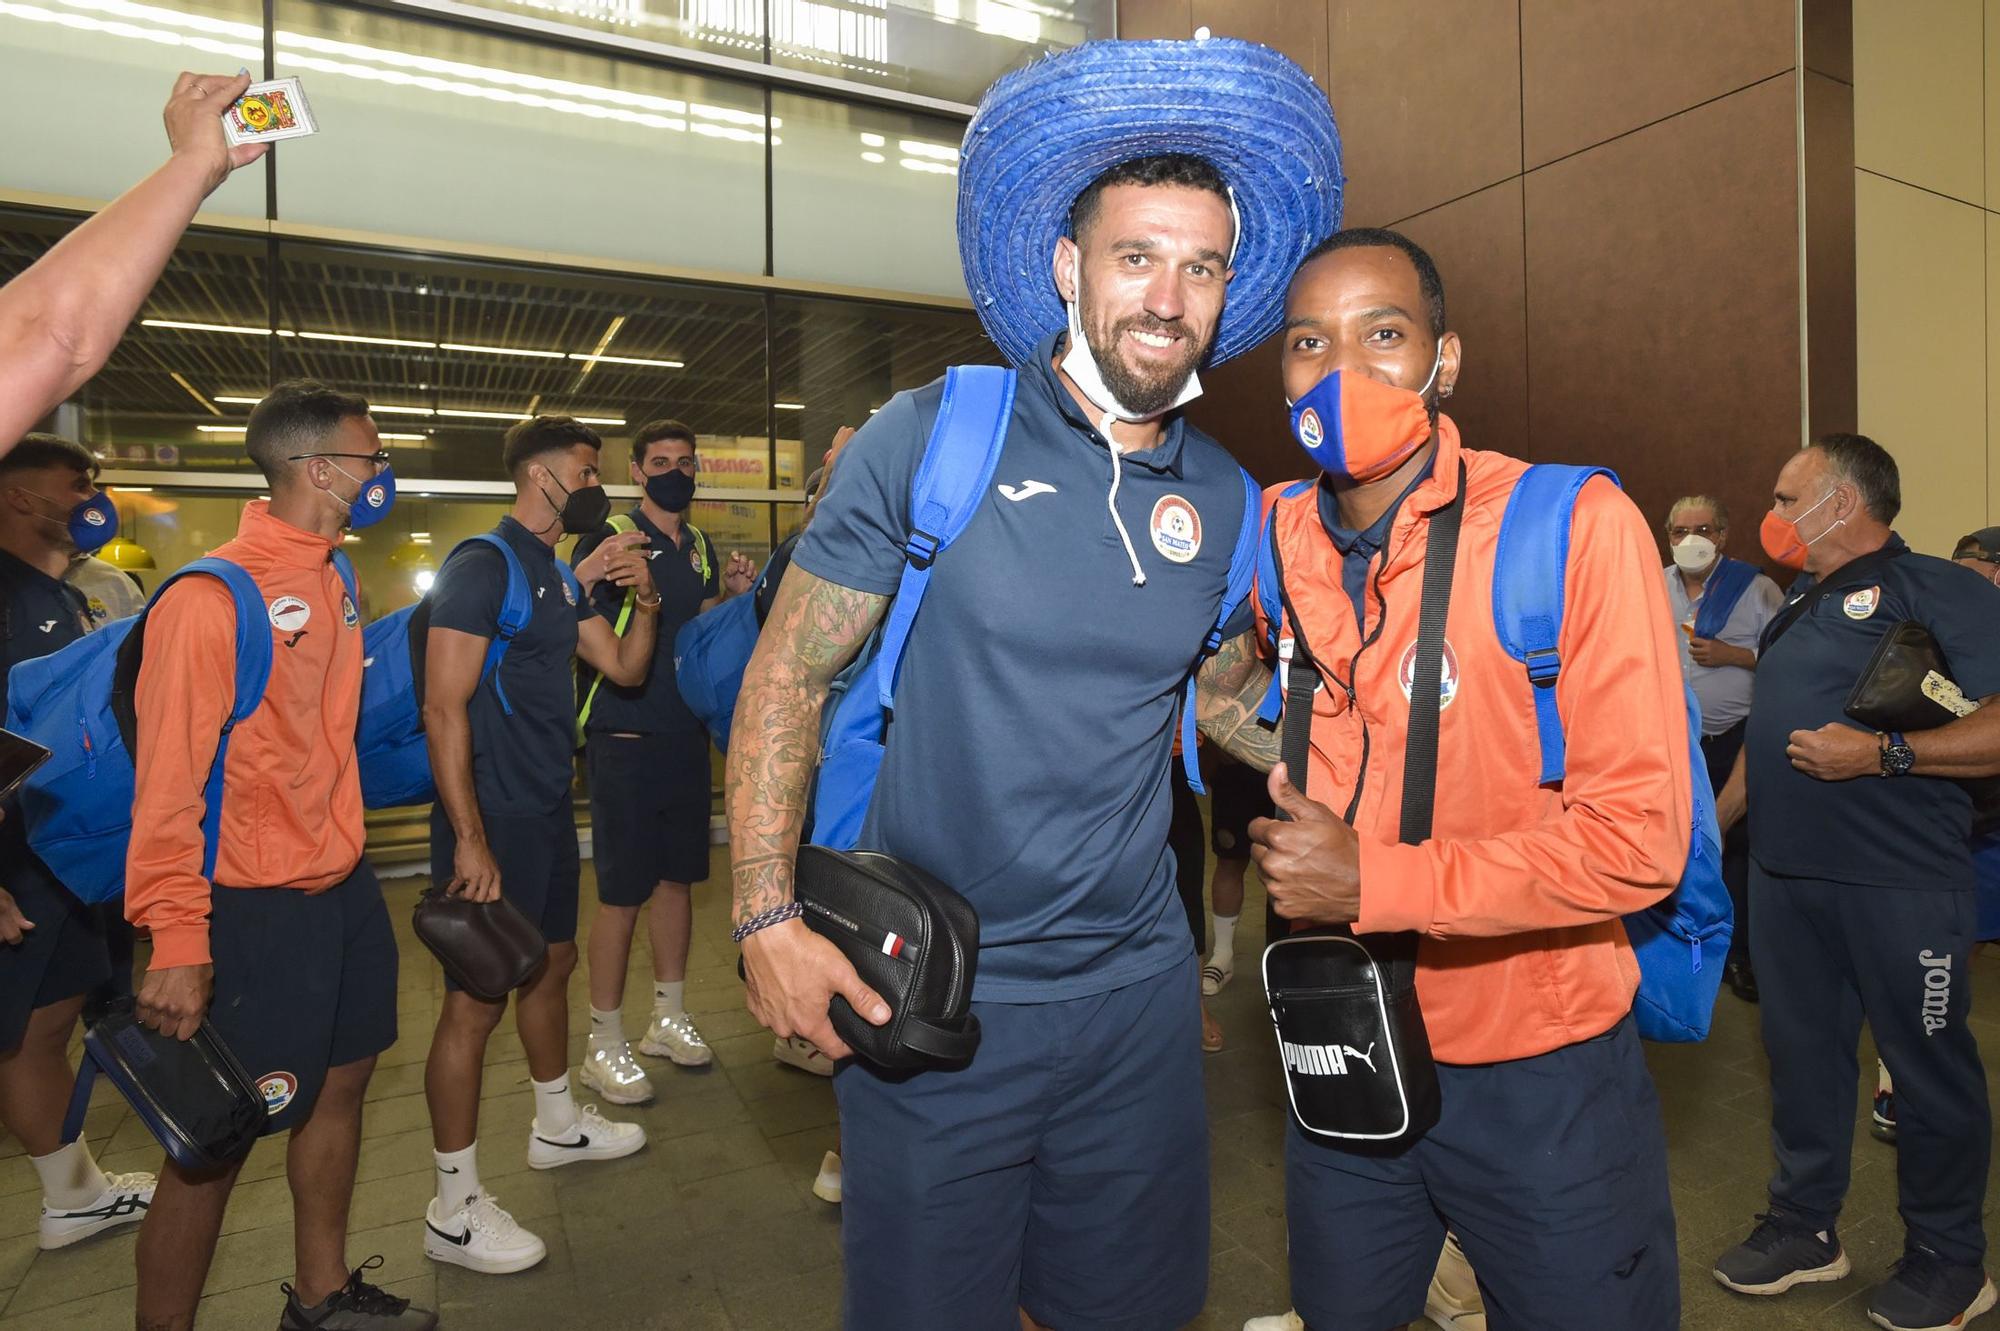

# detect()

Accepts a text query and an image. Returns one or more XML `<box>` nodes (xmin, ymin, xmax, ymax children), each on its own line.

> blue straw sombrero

<box><xmin>957</xmin><ymin>37</ymin><xmax>1343</xmax><ymax>369</ymax></box>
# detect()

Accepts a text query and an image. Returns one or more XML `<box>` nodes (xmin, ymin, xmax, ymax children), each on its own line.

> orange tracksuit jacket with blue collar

<box><xmin>1257</xmin><ymin>418</ymin><xmax>1692</xmax><ymax>1064</ymax></box>
<box><xmin>125</xmin><ymin>500</ymin><xmax>367</xmax><ymax>971</ymax></box>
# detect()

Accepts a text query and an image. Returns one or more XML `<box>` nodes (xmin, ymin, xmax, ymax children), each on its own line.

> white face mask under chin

<box><xmin>1059</xmin><ymin>278</ymin><xmax>1204</xmax><ymax>429</ymax></box>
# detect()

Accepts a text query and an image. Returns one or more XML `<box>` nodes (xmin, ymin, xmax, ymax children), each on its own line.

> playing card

<box><xmin>222</xmin><ymin>77</ymin><xmax>318</xmax><ymax>146</ymax></box>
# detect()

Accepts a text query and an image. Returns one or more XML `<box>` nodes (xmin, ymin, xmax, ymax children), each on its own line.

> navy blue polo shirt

<box><xmin>0</xmin><ymin>549</ymin><xmax>90</xmax><ymax>859</ymax></box>
<box><xmin>428</xmin><ymin>517</ymin><xmax>598</xmax><ymax>817</ymax></box>
<box><xmin>571</xmin><ymin>508</ymin><xmax>719</xmax><ymax>736</ymax></box>
<box><xmin>1747</xmin><ymin>536</ymin><xmax>2000</xmax><ymax>889</ymax></box>
<box><xmin>792</xmin><ymin>331</ymin><xmax>1255</xmax><ymax>1002</ymax></box>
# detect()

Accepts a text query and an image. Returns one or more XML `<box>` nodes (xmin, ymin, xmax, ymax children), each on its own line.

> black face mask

<box><xmin>540</xmin><ymin>472</ymin><xmax>611</xmax><ymax>535</ymax></box>
<box><xmin>645</xmin><ymin>469</ymin><xmax>696</xmax><ymax>513</ymax></box>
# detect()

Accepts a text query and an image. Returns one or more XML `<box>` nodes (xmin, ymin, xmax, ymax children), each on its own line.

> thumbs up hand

<box><xmin>1249</xmin><ymin>762</ymin><xmax>1362</xmax><ymax>925</ymax></box>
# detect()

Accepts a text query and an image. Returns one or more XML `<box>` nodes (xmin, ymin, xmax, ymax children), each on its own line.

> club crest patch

<box><xmin>1297</xmin><ymin>407</ymin><xmax>1324</xmax><ymax>451</ymax></box>
<box><xmin>82</xmin><ymin>507</ymin><xmax>107</xmax><ymax>527</ymax></box>
<box><xmin>1150</xmin><ymin>494</ymin><xmax>1202</xmax><ymax>564</ymax></box>
<box><xmin>268</xmin><ymin>596</ymin><xmax>310</xmax><ymax>633</ymax></box>
<box><xmin>1398</xmin><ymin>638</ymin><xmax>1461</xmax><ymax>709</ymax></box>
<box><xmin>561</xmin><ymin>578</ymin><xmax>576</xmax><ymax>606</ymax></box>
<box><xmin>341</xmin><ymin>594</ymin><xmax>359</xmax><ymax>629</ymax></box>
<box><xmin>1843</xmin><ymin>586</ymin><xmax>1880</xmax><ymax>620</ymax></box>
<box><xmin>258</xmin><ymin>1071</ymin><xmax>298</xmax><ymax>1115</ymax></box>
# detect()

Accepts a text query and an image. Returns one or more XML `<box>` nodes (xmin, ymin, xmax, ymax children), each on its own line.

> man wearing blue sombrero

<box><xmin>725</xmin><ymin>37</ymin><xmax>1338</xmax><ymax>1331</ymax></box>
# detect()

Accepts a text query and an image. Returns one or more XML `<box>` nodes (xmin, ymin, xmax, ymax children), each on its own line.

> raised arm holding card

<box><xmin>0</xmin><ymin>72</ymin><xmax>266</xmax><ymax>454</ymax></box>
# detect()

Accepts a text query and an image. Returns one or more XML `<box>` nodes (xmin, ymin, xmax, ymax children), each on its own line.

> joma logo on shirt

<box><xmin>1281</xmin><ymin>1040</ymin><xmax>1378</xmax><ymax>1076</ymax></box>
<box><xmin>1921</xmin><ymin>950</ymin><xmax>1953</xmax><ymax>1034</ymax></box>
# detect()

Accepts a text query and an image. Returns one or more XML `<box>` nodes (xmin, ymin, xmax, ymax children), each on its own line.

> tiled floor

<box><xmin>4</xmin><ymin>849</ymin><xmax>1997</xmax><ymax>1329</ymax></box>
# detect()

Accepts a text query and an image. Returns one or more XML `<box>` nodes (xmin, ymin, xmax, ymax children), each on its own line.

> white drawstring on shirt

<box><xmin>1100</xmin><ymin>412</ymin><xmax>1147</xmax><ymax>587</ymax></box>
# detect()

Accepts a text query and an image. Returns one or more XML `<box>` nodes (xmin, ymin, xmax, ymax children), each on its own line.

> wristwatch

<box><xmin>1878</xmin><ymin>731</ymin><xmax>1916</xmax><ymax>779</ymax></box>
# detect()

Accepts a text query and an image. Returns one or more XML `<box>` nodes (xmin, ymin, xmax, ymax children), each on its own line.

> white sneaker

<box><xmin>772</xmin><ymin>1034</ymin><xmax>836</xmax><ymax>1077</ymax></box>
<box><xmin>39</xmin><ymin>1171</ymin><xmax>155</xmax><ymax>1250</ymax></box>
<box><xmin>526</xmin><ymin>1103</ymin><xmax>647</xmax><ymax>1170</ymax></box>
<box><xmin>811</xmin><ymin>1150</ymin><xmax>842</xmax><ymax>1205</ymax></box>
<box><xmin>1243</xmin><ymin>1313</ymin><xmax>1304</xmax><ymax>1331</ymax></box>
<box><xmin>579</xmin><ymin>1040</ymin><xmax>655</xmax><ymax>1105</ymax></box>
<box><xmin>423</xmin><ymin>1191</ymin><xmax>547</xmax><ymax>1275</ymax></box>
<box><xmin>1201</xmin><ymin>958</ymin><xmax>1235</xmax><ymax>997</ymax></box>
<box><xmin>1427</xmin><ymin>1232</ymin><xmax>1488</xmax><ymax>1329</ymax></box>
<box><xmin>638</xmin><ymin>1011</ymin><xmax>713</xmax><ymax>1067</ymax></box>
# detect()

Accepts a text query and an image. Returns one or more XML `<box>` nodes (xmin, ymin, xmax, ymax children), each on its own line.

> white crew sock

<box><xmin>653</xmin><ymin>981</ymin><xmax>685</xmax><ymax>1018</ymax></box>
<box><xmin>31</xmin><ymin>1136</ymin><xmax>111</xmax><ymax>1210</ymax></box>
<box><xmin>1210</xmin><ymin>913</ymin><xmax>1239</xmax><ymax>968</ymax></box>
<box><xmin>434</xmin><ymin>1143</ymin><xmax>480</xmax><ymax>1216</ymax></box>
<box><xmin>533</xmin><ymin>1074</ymin><xmax>579</xmax><ymax>1138</ymax></box>
<box><xmin>588</xmin><ymin>1006</ymin><xmax>625</xmax><ymax>1049</ymax></box>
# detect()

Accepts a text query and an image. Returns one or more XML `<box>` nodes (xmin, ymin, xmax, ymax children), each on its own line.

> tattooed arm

<box><xmin>726</xmin><ymin>566</ymin><xmax>895</xmax><ymax>1058</ymax></box>
<box><xmin>1195</xmin><ymin>629</ymin><xmax>1281</xmax><ymax>773</ymax></box>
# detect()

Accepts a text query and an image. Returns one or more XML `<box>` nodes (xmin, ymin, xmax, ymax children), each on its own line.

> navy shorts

<box><xmin>1287</xmin><ymin>1016</ymin><xmax>1679</xmax><ymax>1331</ymax></box>
<box><xmin>585</xmin><ymin>729</ymin><xmax>711</xmax><ymax>905</ymax></box>
<box><xmin>208</xmin><ymin>861</ymin><xmax>399</xmax><ymax>1136</ymax></box>
<box><xmin>836</xmin><ymin>953</ymin><xmax>1208</xmax><ymax>1331</ymax></box>
<box><xmin>429</xmin><ymin>801</ymin><xmax>580</xmax><ymax>983</ymax></box>
<box><xmin>1207</xmin><ymin>756</ymin><xmax>1271</xmax><ymax>862</ymax></box>
<box><xmin>0</xmin><ymin>854</ymin><xmax>111</xmax><ymax>1051</ymax></box>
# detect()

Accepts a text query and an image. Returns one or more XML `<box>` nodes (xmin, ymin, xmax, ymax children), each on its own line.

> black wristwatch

<box><xmin>1879</xmin><ymin>731</ymin><xmax>1916</xmax><ymax>779</ymax></box>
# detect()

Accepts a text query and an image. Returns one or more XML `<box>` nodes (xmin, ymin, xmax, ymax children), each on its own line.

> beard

<box><xmin>1083</xmin><ymin>311</ymin><xmax>1209</xmax><ymax>418</ymax></box>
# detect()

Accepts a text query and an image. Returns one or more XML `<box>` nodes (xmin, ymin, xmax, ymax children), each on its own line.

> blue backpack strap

<box><xmin>874</xmin><ymin>366</ymin><xmax>1019</xmax><ymax>710</ymax></box>
<box><xmin>455</xmin><ymin>533</ymin><xmax>532</xmax><ymax>717</ymax></box>
<box><xmin>150</xmin><ymin>557</ymin><xmax>271</xmax><ymax>882</ymax></box>
<box><xmin>1691</xmin><ymin>555</ymin><xmax>1756</xmax><ymax>641</ymax></box>
<box><xmin>330</xmin><ymin>549</ymin><xmax>359</xmax><ymax>606</ymax></box>
<box><xmin>1251</xmin><ymin>480</ymin><xmax>1313</xmax><ymax>728</ymax></box>
<box><xmin>1177</xmin><ymin>468</ymin><xmax>1262</xmax><ymax>794</ymax></box>
<box><xmin>1490</xmin><ymin>464</ymin><xmax>1619</xmax><ymax>785</ymax></box>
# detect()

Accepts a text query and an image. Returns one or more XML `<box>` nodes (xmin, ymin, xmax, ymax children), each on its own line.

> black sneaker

<box><xmin>1725</xmin><ymin>957</ymin><xmax>1759</xmax><ymax>1003</ymax></box>
<box><xmin>1713</xmin><ymin>1212</ymin><xmax>1852</xmax><ymax>1295</ymax></box>
<box><xmin>278</xmin><ymin>1257</ymin><xmax>438</xmax><ymax>1330</ymax></box>
<box><xmin>1866</xmin><ymin>1246</ymin><xmax>1997</xmax><ymax>1331</ymax></box>
<box><xmin>1873</xmin><ymin>1087</ymin><xmax>1899</xmax><ymax>1145</ymax></box>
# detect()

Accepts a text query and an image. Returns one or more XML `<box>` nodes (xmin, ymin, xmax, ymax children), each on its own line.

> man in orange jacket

<box><xmin>127</xmin><ymin>381</ymin><xmax>433</xmax><ymax>1330</ymax></box>
<box><xmin>1248</xmin><ymin>229</ymin><xmax>1691</xmax><ymax>1331</ymax></box>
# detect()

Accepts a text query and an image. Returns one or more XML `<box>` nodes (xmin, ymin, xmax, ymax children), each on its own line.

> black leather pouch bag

<box><xmin>413</xmin><ymin>886</ymin><xmax>549</xmax><ymax>1000</ymax></box>
<box><xmin>1846</xmin><ymin>620</ymin><xmax>2000</xmax><ymax>829</ymax></box>
<box><xmin>794</xmin><ymin>844</ymin><xmax>980</xmax><ymax>1071</ymax></box>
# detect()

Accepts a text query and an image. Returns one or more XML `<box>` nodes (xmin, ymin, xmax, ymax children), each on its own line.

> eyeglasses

<box><xmin>290</xmin><ymin>451</ymin><xmax>391</xmax><ymax>467</ymax></box>
<box><xmin>1668</xmin><ymin>524</ymin><xmax>1719</xmax><ymax>540</ymax></box>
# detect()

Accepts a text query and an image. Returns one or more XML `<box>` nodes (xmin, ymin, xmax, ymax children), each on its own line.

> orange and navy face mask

<box><xmin>1287</xmin><ymin>349</ymin><xmax>1439</xmax><ymax>485</ymax></box>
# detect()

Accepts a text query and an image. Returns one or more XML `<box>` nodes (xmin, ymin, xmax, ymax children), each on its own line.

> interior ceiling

<box><xmin>0</xmin><ymin>215</ymin><xmax>998</xmax><ymax>479</ymax></box>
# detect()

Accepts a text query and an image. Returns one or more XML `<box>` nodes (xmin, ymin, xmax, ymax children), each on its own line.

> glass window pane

<box><xmin>0</xmin><ymin>0</ymin><xmax>268</xmax><ymax>219</ymax></box>
<box><xmin>772</xmin><ymin>294</ymin><xmax>997</xmax><ymax>473</ymax></box>
<box><xmin>256</xmin><ymin>240</ymin><xmax>768</xmax><ymax>482</ymax></box>
<box><xmin>768</xmin><ymin>0</ymin><xmax>1112</xmax><ymax>106</ymax></box>
<box><xmin>771</xmin><ymin>92</ymin><xmax>965</xmax><ymax>296</ymax></box>
<box><xmin>273</xmin><ymin>0</ymin><xmax>768</xmax><ymax>273</ymax></box>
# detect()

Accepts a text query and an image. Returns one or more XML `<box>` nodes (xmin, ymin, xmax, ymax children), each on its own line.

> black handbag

<box><xmin>793</xmin><ymin>843</ymin><xmax>980</xmax><ymax>1071</ymax></box>
<box><xmin>1259</xmin><ymin>465</ymin><xmax>1461</xmax><ymax>1148</ymax></box>
<box><xmin>60</xmin><ymin>1001</ymin><xmax>265</xmax><ymax>1172</ymax></box>
<box><xmin>412</xmin><ymin>886</ymin><xmax>549</xmax><ymax>1000</ymax></box>
<box><xmin>1846</xmin><ymin>619</ymin><xmax>2000</xmax><ymax>830</ymax></box>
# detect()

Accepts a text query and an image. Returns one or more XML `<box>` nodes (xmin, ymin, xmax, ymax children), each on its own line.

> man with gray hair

<box><xmin>1663</xmin><ymin>493</ymin><xmax>1782</xmax><ymax>1001</ymax></box>
<box><xmin>1712</xmin><ymin>434</ymin><xmax>2000</xmax><ymax>1331</ymax></box>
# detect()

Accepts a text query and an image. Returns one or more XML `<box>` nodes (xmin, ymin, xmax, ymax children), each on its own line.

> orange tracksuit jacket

<box><xmin>1257</xmin><ymin>420</ymin><xmax>1691</xmax><ymax>1064</ymax></box>
<box><xmin>125</xmin><ymin>501</ymin><xmax>367</xmax><ymax>970</ymax></box>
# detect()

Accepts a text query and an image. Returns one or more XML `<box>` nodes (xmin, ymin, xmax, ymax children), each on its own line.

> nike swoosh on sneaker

<box><xmin>997</xmin><ymin>480</ymin><xmax>1057</xmax><ymax>502</ymax></box>
<box><xmin>534</xmin><ymin>1133</ymin><xmax>592</xmax><ymax>1149</ymax></box>
<box><xmin>426</xmin><ymin>1221</ymin><xmax>471</xmax><ymax>1247</ymax></box>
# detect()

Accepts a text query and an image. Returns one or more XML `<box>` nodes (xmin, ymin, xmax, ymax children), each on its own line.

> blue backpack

<box><xmin>672</xmin><ymin>576</ymin><xmax>769</xmax><ymax>752</ymax></box>
<box><xmin>807</xmin><ymin>365</ymin><xmax>1264</xmax><ymax>850</ymax></box>
<box><xmin>1493</xmin><ymin>465</ymin><xmax>1732</xmax><ymax>1041</ymax></box>
<box><xmin>1253</xmin><ymin>464</ymin><xmax>1734</xmax><ymax>1043</ymax></box>
<box><xmin>356</xmin><ymin>532</ymin><xmax>548</xmax><ymax>808</ymax></box>
<box><xmin>6</xmin><ymin>556</ymin><xmax>354</xmax><ymax>905</ymax></box>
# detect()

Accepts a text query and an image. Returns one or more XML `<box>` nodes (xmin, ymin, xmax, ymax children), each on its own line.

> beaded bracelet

<box><xmin>731</xmin><ymin>901</ymin><xmax>804</xmax><ymax>944</ymax></box>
